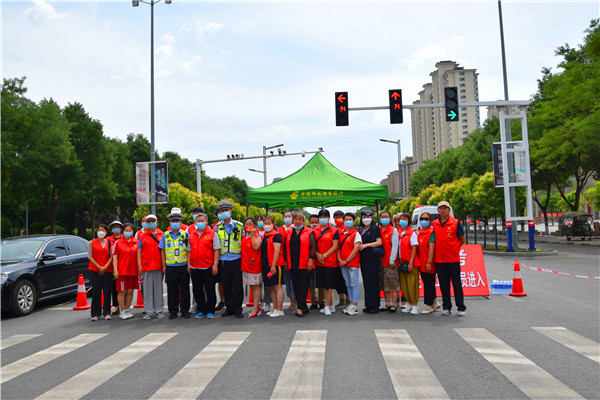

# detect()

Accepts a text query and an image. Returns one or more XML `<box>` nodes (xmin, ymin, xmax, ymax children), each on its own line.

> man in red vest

<box><xmin>432</xmin><ymin>201</ymin><xmax>467</xmax><ymax>316</ymax></box>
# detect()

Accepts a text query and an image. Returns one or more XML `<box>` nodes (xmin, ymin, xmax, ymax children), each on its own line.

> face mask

<box><xmin>112</xmin><ymin>227</ymin><xmax>121</xmax><ymax>234</ymax></box>
<box><xmin>147</xmin><ymin>221</ymin><xmax>157</xmax><ymax>230</ymax></box>
<box><xmin>362</xmin><ymin>218</ymin><xmax>372</xmax><ymax>226</ymax></box>
<box><xmin>294</xmin><ymin>223</ymin><xmax>304</xmax><ymax>229</ymax></box>
<box><xmin>171</xmin><ymin>222</ymin><xmax>181</xmax><ymax>231</ymax></box>
<box><xmin>142</xmin><ymin>222</ymin><xmax>148</xmax><ymax>229</ymax></box>
<box><xmin>399</xmin><ymin>220</ymin><xmax>409</xmax><ymax>228</ymax></box>
<box><xmin>218</xmin><ymin>211</ymin><xmax>231</xmax><ymax>220</ymax></box>
<box><xmin>123</xmin><ymin>231</ymin><xmax>133</xmax><ymax>239</ymax></box>
<box><xmin>420</xmin><ymin>221</ymin><xmax>430</xmax><ymax>229</ymax></box>
<box><xmin>257</xmin><ymin>221</ymin><xmax>264</xmax><ymax>228</ymax></box>
<box><xmin>97</xmin><ymin>231</ymin><xmax>106</xmax><ymax>239</ymax></box>
<box><xmin>196</xmin><ymin>222</ymin><xmax>206</xmax><ymax>230</ymax></box>
<box><xmin>344</xmin><ymin>220</ymin><xmax>354</xmax><ymax>228</ymax></box>
<box><xmin>335</xmin><ymin>218</ymin><xmax>343</xmax><ymax>226</ymax></box>
<box><xmin>264</xmin><ymin>225</ymin><xmax>274</xmax><ymax>232</ymax></box>
<box><xmin>284</xmin><ymin>217</ymin><xmax>293</xmax><ymax>225</ymax></box>
<box><xmin>380</xmin><ymin>218</ymin><xmax>390</xmax><ymax>226</ymax></box>
<box><xmin>310</xmin><ymin>223</ymin><xmax>319</xmax><ymax>228</ymax></box>
<box><xmin>319</xmin><ymin>218</ymin><xmax>329</xmax><ymax>226</ymax></box>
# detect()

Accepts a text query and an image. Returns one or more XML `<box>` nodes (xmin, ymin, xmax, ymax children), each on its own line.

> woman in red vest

<box><xmin>112</xmin><ymin>223</ymin><xmax>139</xmax><ymax>320</ymax></box>
<box><xmin>241</xmin><ymin>217</ymin><xmax>263</xmax><ymax>317</ymax></box>
<box><xmin>397</xmin><ymin>213</ymin><xmax>421</xmax><ymax>315</ymax></box>
<box><xmin>338</xmin><ymin>212</ymin><xmax>362</xmax><ymax>315</ymax></box>
<box><xmin>262</xmin><ymin>216</ymin><xmax>285</xmax><ymax>317</ymax></box>
<box><xmin>379</xmin><ymin>211</ymin><xmax>400</xmax><ymax>312</ymax></box>
<box><xmin>314</xmin><ymin>209</ymin><xmax>339</xmax><ymax>316</ymax></box>
<box><xmin>88</xmin><ymin>224</ymin><xmax>113</xmax><ymax>320</ymax></box>
<box><xmin>417</xmin><ymin>212</ymin><xmax>440</xmax><ymax>314</ymax></box>
<box><xmin>280</xmin><ymin>211</ymin><xmax>296</xmax><ymax>312</ymax></box>
<box><xmin>137</xmin><ymin>214</ymin><xmax>165</xmax><ymax>320</ymax></box>
<box><xmin>285</xmin><ymin>212</ymin><xmax>316</xmax><ymax>318</ymax></box>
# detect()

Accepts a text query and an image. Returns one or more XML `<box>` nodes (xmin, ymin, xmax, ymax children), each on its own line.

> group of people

<box><xmin>87</xmin><ymin>200</ymin><xmax>467</xmax><ymax>321</ymax></box>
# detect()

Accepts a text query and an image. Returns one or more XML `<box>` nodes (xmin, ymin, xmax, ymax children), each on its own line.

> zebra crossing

<box><xmin>1</xmin><ymin>326</ymin><xmax>597</xmax><ymax>399</ymax></box>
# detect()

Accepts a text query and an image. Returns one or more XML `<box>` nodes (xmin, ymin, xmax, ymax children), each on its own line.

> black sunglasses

<box><xmin>420</xmin><ymin>217</ymin><xmax>430</xmax><ymax>221</ymax></box>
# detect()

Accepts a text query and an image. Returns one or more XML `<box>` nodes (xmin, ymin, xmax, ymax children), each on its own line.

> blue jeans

<box><xmin>341</xmin><ymin>267</ymin><xmax>360</xmax><ymax>304</ymax></box>
<box><xmin>283</xmin><ymin>267</ymin><xmax>295</xmax><ymax>298</ymax></box>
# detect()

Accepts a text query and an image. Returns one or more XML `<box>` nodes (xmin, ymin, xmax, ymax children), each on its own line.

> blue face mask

<box><xmin>380</xmin><ymin>218</ymin><xmax>390</xmax><ymax>226</ymax></box>
<box><xmin>123</xmin><ymin>231</ymin><xmax>133</xmax><ymax>239</ymax></box>
<box><xmin>420</xmin><ymin>221</ymin><xmax>430</xmax><ymax>229</ymax></box>
<box><xmin>142</xmin><ymin>222</ymin><xmax>148</xmax><ymax>229</ymax></box>
<box><xmin>284</xmin><ymin>217</ymin><xmax>293</xmax><ymax>225</ymax></box>
<box><xmin>218</xmin><ymin>211</ymin><xmax>231</xmax><ymax>220</ymax></box>
<box><xmin>257</xmin><ymin>221</ymin><xmax>264</xmax><ymax>228</ymax></box>
<box><xmin>319</xmin><ymin>218</ymin><xmax>329</xmax><ymax>226</ymax></box>
<box><xmin>344</xmin><ymin>220</ymin><xmax>354</xmax><ymax>228</ymax></box>
<box><xmin>146</xmin><ymin>221</ymin><xmax>157</xmax><ymax>229</ymax></box>
<box><xmin>196</xmin><ymin>222</ymin><xmax>206</xmax><ymax>230</ymax></box>
<box><xmin>171</xmin><ymin>222</ymin><xmax>181</xmax><ymax>231</ymax></box>
<box><xmin>399</xmin><ymin>220</ymin><xmax>409</xmax><ymax>228</ymax></box>
<box><xmin>112</xmin><ymin>227</ymin><xmax>121</xmax><ymax>234</ymax></box>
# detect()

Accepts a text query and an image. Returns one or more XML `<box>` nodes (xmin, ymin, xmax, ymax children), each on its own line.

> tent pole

<box><xmin>246</xmin><ymin>202</ymin><xmax>249</xmax><ymax>219</ymax></box>
<box><xmin>376</xmin><ymin>201</ymin><xmax>380</xmax><ymax>224</ymax></box>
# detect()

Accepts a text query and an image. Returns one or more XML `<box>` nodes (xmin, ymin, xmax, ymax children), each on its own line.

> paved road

<box><xmin>2</xmin><ymin>243</ymin><xmax>598</xmax><ymax>399</ymax></box>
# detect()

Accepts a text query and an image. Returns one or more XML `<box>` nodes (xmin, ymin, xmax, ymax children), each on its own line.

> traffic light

<box><xmin>444</xmin><ymin>87</ymin><xmax>459</xmax><ymax>122</ymax></box>
<box><xmin>389</xmin><ymin>89</ymin><xmax>403</xmax><ymax>124</ymax></box>
<box><xmin>335</xmin><ymin>92</ymin><xmax>348</xmax><ymax>126</ymax></box>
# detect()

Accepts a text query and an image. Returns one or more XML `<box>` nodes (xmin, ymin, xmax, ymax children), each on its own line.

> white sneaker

<box><xmin>345</xmin><ymin>305</ymin><xmax>359</xmax><ymax>315</ymax></box>
<box><xmin>458</xmin><ymin>310</ymin><xmax>467</xmax><ymax>317</ymax></box>
<box><xmin>119</xmin><ymin>310</ymin><xmax>127</xmax><ymax>319</ymax></box>
<box><xmin>410</xmin><ymin>305</ymin><xmax>419</xmax><ymax>315</ymax></box>
<box><xmin>263</xmin><ymin>303</ymin><xmax>271</xmax><ymax>313</ymax></box>
<box><xmin>401</xmin><ymin>305</ymin><xmax>411</xmax><ymax>313</ymax></box>
<box><xmin>320</xmin><ymin>307</ymin><xmax>326</xmax><ymax>314</ymax></box>
<box><xmin>126</xmin><ymin>309</ymin><xmax>135</xmax><ymax>319</ymax></box>
<box><xmin>329</xmin><ymin>306</ymin><xmax>336</xmax><ymax>313</ymax></box>
<box><xmin>270</xmin><ymin>310</ymin><xmax>284</xmax><ymax>318</ymax></box>
<box><xmin>324</xmin><ymin>306</ymin><xmax>331</xmax><ymax>316</ymax></box>
<box><xmin>266</xmin><ymin>310</ymin><xmax>273</xmax><ymax>316</ymax></box>
<box><xmin>441</xmin><ymin>309</ymin><xmax>451</xmax><ymax>316</ymax></box>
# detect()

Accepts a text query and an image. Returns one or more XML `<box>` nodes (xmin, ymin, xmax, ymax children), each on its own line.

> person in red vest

<box><xmin>256</xmin><ymin>214</ymin><xmax>272</xmax><ymax>313</ymax></box>
<box><xmin>284</xmin><ymin>212</ymin><xmax>316</xmax><ymax>318</ymax></box>
<box><xmin>398</xmin><ymin>213</ymin><xmax>421</xmax><ymax>315</ymax></box>
<box><xmin>379</xmin><ymin>210</ymin><xmax>400</xmax><ymax>312</ymax></box>
<box><xmin>135</xmin><ymin>214</ymin><xmax>148</xmax><ymax>240</ymax></box>
<box><xmin>332</xmin><ymin>210</ymin><xmax>350</xmax><ymax>309</ymax></box>
<box><xmin>338</xmin><ymin>212</ymin><xmax>361</xmax><ymax>315</ymax></box>
<box><xmin>417</xmin><ymin>212</ymin><xmax>440</xmax><ymax>314</ymax></box>
<box><xmin>433</xmin><ymin>201</ymin><xmax>467</xmax><ymax>316</ymax></box>
<box><xmin>137</xmin><ymin>214</ymin><xmax>165</xmax><ymax>320</ymax></box>
<box><xmin>87</xmin><ymin>224</ymin><xmax>113</xmax><ymax>320</ymax></box>
<box><xmin>241</xmin><ymin>217</ymin><xmax>263</xmax><ymax>317</ymax></box>
<box><xmin>308</xmin><ymin>215</ymin><xmax>325</xmax><ymax>310</ymax></box>
<box><xmin>314</xmin><ymin>209</ymin><xmax>339</xmax><ymax>316</ymax></box>
<box><xmin>108</xmin><ymin>220</ymin><xmax>124</xmax><ymax>314</ymax></box>
<box><xmin>112</xmin><ymin>223</ymin><xmax>139</xmax><ymax>319</ymax></box>
<box><xmin>262</xmin><ymin>216</ymin><xmax>285</xmax><ymax>317</ymax></box>
<box><xmin>188</xmin><ymin>213</ymin><xmax>220</xmax><ymax>319</ymax></box>
<box><xmin>280</xmin><ymin>211</ymin><xmax>296</xmax><ymax>312</ymax></box>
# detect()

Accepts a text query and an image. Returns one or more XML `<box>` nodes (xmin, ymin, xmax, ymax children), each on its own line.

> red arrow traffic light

<box><xmin>337</xmin><ymin>93</ymin><xmax>347</xmax><ymax>103</ymax></box>
<box><xmin>335</xmin><ymin>92</ymin><xmax>349</xmax><ymax>126</ymax></box>
<box><xmin>390</xmin><ymin>91</ymin><xmax>400</xmax><ymax>101</ymax></box>
<box><xmin>389</xmin><ymin>89</ymin><xmax>403</xmax><ymax>124</ymax></box>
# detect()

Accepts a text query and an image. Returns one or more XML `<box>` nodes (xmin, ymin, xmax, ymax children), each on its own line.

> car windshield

<box><xmin>1</xmin><ymin>239</ymin><xmax>45</xmax><ymax>261</ymax></box>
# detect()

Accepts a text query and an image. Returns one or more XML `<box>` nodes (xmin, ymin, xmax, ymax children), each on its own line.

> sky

<box><xmin>2</xmin><ymin>0</ymin><xmax>598</xmax><ymax>192</ymax></box>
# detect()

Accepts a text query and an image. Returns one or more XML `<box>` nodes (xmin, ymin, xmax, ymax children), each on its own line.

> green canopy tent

<box><xmin>246</xmin><ymin>153</ymin><xmax>389</xmax><ymax>209</ymax></box>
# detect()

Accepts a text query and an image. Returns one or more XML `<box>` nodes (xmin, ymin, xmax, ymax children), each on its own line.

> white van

<box><xmin>411</xmin><ymin>205</ymin><xmax>454</xmax><ymax>230</ymax></box>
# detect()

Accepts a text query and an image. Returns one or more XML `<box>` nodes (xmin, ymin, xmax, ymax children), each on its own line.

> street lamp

<box><xmin>263</xmin><ymin>144</ymin><xmax>284</xmax><ymax>187</ymax></box>
<box><xmin>133</xmin><ymin>0</ymin><xmax>171</xmax><ymax>214</ymax></box>
<box><xmin>380</xmin><ymin>139</ymin><xmax>402</xmax><ymax>197</ymax></box>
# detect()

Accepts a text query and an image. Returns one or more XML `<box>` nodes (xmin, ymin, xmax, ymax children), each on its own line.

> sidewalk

<box><xmin>485</xmin><ymin>232</ymin><xmax>599</xmax><ymax>247</ymax></box>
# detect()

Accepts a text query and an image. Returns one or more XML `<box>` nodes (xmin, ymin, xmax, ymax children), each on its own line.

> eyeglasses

<box><xmin>420</xmin><ymin>217</ymin><xmax>430</xmax><ymax>221</ymax></box>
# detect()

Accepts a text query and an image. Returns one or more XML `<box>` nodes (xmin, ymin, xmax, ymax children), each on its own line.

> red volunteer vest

<box><xmin>432</xmin><ymin>217</ymin><xmax>461</xmax><ymax>263</ymax></box>
<box><xmin>114</xmin><ymin>237</ymin><xmax>138</xmax><ymax>276</ymax></box>
<box><xmin>188</xmin><ymin>227</ymin><xmax>217</xmax><ymax>269</ymax></box>
<box><xmin>313</xmin><ymin>225</ymin><xmax>338</xmax><ymax>268</ymax></box>
<box><xmin>140</xmin><ymin>229</ymin><xmax>164</xmax><ymax>272</ymax></box>
<box><xmin>417</xmin><ymin>227</ymin><xmax>436</xmax><ymax>273</ymax></box>
<box><xmin>380</xmin><ymin>224</ymin><xmax>395</xmax><ymax>267</ymax></box>
<box><xmin>399</xmin><ymin>227</ymin><xmax>421</xmax><ymax>266</ymax></box>
<box><xmin>241</xmin><ymin>232</ymin><xmax>261</xmax><ymax>274</ymax></box>
<box><xmin>265</xmin><ymin>231</ymin><xmax>285</xmax><ymax>267</ymax></box>
<box><xmin>88</xmin><ymin>238</ymin><xmax>112</xmax><ymax>272</ymax></box>
<box><xmin>339</xmin><ymin>228</ymin><xmax>360</xmax><ymax>268</ymax></box>
<box><xmin>285</xmin><ymin>227</ymin><xmax>313</xmax><ymax>270</ymax></box>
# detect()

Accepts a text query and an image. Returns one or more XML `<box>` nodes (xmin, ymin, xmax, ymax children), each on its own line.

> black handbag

<box><xmin>398</xmin><ymin>262</ymin><xmax>410</xmax><ymax>273</ymax></box>
<box><xmin>371</xmin><ymin>246</ymin><xmax>385</xmax><ymax>258</ymax></box>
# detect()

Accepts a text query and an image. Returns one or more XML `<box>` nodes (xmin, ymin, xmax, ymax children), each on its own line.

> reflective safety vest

<box><xmin>164</xmin><ymin>230</ymin><xmax>188</xmax><ymax>265</ymax></box>
<box><xmin>216</xmin><ymin>220</ymin><xmax>243</xmax><ymax>255</ymax></box>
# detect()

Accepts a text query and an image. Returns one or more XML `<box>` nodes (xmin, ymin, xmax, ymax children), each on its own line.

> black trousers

<box><xmin>335</xmin><ymin>266</ymin><xmax>348</xmax><ymax>295</ymax></box>
<box><xmin>291</xmin><ymin>268</ymin><xmax>311</xmax><ymax>312</ymax></box>
<box><xmin>111</xmin><ymin>279</ymin><xmax>118</xmax><ymax>307</ymax></box>
<box><xmin>90</xmin><ymin>270</ymin><xmax>112</xmax><ymax>317</ymax></box>
<box><xmin>420</xmin><ymin>271</ymin><xmax>437</xmax><ymax>306</ymax></box>
<box><xmin>361</xmin><ymin>257</ymin><xmax>381</xmax><ymax>309</ymax></box>
<box><xmin>166</xmin><ymin>265</ymin><xmax>190</xmax><ymax>314</ymax></box>
<box><xmin>436</xmin><ymin>262</ymin><xmax>466</xmax><ymax>311</ymax></box>
<box><xmin>191</xmin><ymin>268</ymin><xmax>216</xmax><ymax>314</ymax></box>
<box><xmin>221</xmin><ymin>259</ymin><xmax>243</xmax><ymax>314</ymax></box>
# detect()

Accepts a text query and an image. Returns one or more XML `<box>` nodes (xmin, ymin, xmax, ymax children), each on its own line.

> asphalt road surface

<box><xmin>2</xmin><ymin>242</ymin><xmax>599</xmax><ymax>400</ymax></box>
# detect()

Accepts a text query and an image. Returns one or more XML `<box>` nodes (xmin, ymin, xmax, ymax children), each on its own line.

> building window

<box><xmin>462</xmin><ymin>113</ymin><xmax>467</xmax><ymax>117</ymax></box>
<box><xmin>461</xmin><ymin>95</ymin><xmax>466</xmax><ymax>99</ymax></box>
<box><xmin>459</xmin><ymin>72</ymin><xmax>464</xmax><ymax>76</ymax></box>
<box><xmin>461</xmin><ymin>107</ymin><xmax>466</xmax><ymax>111</ymax></box>
<box><xmin>462</xmin><ymin>125</ymin><xmax>468</xmax><ymax>129</ymax></box>
<box><xmin>460</xmin><ymin>89</ymin><xmax>466</xmax><ymax>93</ymax></box>
<box><xmin>463</xmin><ymin>131</ymin><xmax>468</xmax><ymax>135</ymax></box>
<box><xmin>460</xmin><ymin>77</ymin><xmax>465</xmax><ymax>82</ymax></box>
<box><xmin>460</xmin><ymin>83</ymin><xmax>465</xmax><ymax>87</ymax></box>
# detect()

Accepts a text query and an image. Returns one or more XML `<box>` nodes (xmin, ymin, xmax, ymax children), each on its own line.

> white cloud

<box><xmin>196</xmin><ymin>20</ymin><xmax>224</xmax><ymax>37</ymax></box>
<box><xmin>25</xmin><ymin>0</ymin><xmax>67</xmax><ymax>25</ymax></box>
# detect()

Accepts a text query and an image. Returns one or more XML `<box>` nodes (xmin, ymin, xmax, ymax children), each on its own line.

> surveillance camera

<box><xmin>132</xmin><ymin>0</ymin><xmax>139</xmax><ymax>6</ymax></box>
<box><xmin>227</xmin><ymin>155</ymin><xmax>230</xmax><ymax>160</ymax></box>
<box><xmin>270</xmin><ymin>151</ymin><xmax>274</xmax><ymax>155</ymax></box>
<box><xmin>283</xmin><ymin>151</ymin><xmax>286</xmax><ymax>155</ymax></box>
<box><xmin>318</xmin><ymin>147</ymin><xmax>323</xmax><ymax>151</ymax></box>
<box><xmin>302</xmin><ymin>151</ymin><xmax>306</xmax><ymax>158</ymax></box>
<box><xmin>165</xmin><ymin>0</ymin><xmax>172</xmax><ymax>3</ymax></box>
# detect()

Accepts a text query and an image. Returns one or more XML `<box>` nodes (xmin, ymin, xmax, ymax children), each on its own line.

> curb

<box><xmin>483</xmin><ymin>250</ymin><xmax>559</xmax><ymax>257</ymax></box>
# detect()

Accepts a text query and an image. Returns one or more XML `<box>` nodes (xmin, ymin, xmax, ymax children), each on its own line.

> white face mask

<box><xmin>362</xmin><ymin>218</ymin><xmax>372</xmax><ymax>226</ymax></box>
<box><xmin>97</xmin><ymin>231</ymin><xmax>106</xmax><ymax>239</ymax></box>
<box><xmin>264</xmin><ymin>225</ymin><xmax>274</xmax><ymax>232</ymax></box>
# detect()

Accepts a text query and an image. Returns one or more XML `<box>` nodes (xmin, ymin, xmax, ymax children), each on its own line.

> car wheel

<box><xmin>10</xmin><ymin>279</ymin><xmax>37</xmax><ymax>317</ymax></box>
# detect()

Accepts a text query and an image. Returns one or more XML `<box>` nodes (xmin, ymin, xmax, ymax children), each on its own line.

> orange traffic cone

<box><xmin>306</xmin><ymin>291</ymin><xmax>312</xmax><ymax>304</ymax></box>
<box><xmin>246</xmin><ymin>287</ymin><xmax>255</xmax><ymax>307</ymax></box>
<box><xmin>73</xmin><ymin>274</ymin><xmax>91</xmax><ymax>310</ymax></box>
<box><xmin>101</xmin><ymin>292</ymin><xmax>104</xmax><ymax>307</ymax></box>
<box><xmin>509</xmin><ymin>260</ymin><xmax>527</xmax><ymax>297</ymax></box>
<box><xmin>133</xmin><ymin>289</ymin><xmax>144</xmax><ymax>308</ymax></box>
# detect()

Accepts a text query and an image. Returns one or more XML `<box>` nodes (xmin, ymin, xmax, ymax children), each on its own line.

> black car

<box><xmin>1</xmin><ymin>235</ymin><xmax>90</xmax><ymax>316</ymax></box>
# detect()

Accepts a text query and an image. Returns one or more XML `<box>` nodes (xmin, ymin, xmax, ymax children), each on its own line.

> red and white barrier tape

<box><xmin>521</xmin><ymin>263</ymin><xmax>600</xmax><ymax>279</ymax></box>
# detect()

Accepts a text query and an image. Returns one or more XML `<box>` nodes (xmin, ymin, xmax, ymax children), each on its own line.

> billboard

<box><xmin>136</xmin><ymin>161</ymin><xmax>168</xmax><ymax>205</ymax></box>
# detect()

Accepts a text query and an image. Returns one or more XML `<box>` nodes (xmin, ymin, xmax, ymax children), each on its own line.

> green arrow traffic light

<box><xmin>447</xmin><ymin>110</ymin><xmax>457</xmax><ymax>120</ymax></box>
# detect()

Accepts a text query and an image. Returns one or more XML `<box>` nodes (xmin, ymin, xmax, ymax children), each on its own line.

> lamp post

<box><xmin>133</xmin><ymin>0</ymin><xmax>171</xmax><ymax>214</ymax></box>
<box><xmin>380</xmin><ymin>139</ymin><xmax>402</xmax><ymax>197</ymax></box>
<box><xmin>263</xmin><ymin>144</ymin><xmax>284</xmax><ymax>186</ymax></box>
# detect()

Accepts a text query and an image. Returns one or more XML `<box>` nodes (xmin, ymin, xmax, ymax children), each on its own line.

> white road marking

<box><xmin>36</xmin><ymin>333</ymin><xmax>177</xmax><ymax>400</ymax></box>
<box><xmin>46</xmin><ymin>306</ymin><xmax>75</xmax><ymax>310</ymax></box>
<box><xmin>271</xmin><ymin>330</ymin><xmax>327</xmax><ymax>400</ymax></box>
<box><xmin>375</xmin><ymin>329</ymin><xmax>449</xmax><ymax>399</ymax></box>
<box><xmin>150</xmin><ymin>331</ymin><xmax>250</xmax><ymax>399</ymax></box>
<box><xmin>533</xmin><ymin>327</ymin><xmax>600</xmax><ymax>363</ymax></box>
<box><xmin>1</xmin><ymin>334</ymin><xmax>42</xmax><ymax>350</ymax></box>
<box><xmin>1</xmin><ymin>334</ymin><xmax>107</xmax><ymax>384</ymax></box>
<box><xmin>456</xmin><ymin>328</ymin><xmax>583</xmax><ymax>399</ymax></box>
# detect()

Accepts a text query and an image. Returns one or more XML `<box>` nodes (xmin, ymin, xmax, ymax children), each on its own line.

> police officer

<box><xmin>214</xmin><ymin>201</ymin><xmax>244</xmax><ymax>318</ymax></box>
<box><xmin>159</xmin><ymin>211</ymin><xmax>190</xmax><ymax>319</ymax></box>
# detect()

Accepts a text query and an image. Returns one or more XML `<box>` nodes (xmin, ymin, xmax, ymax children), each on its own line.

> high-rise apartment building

<box><xmin>411</xmin><ymin>61</ymin><xmax>481</xmax><ymax>168</ymax></box>
<box><xmin>380</xmin><ymin>156</ymin><xmax>417</xmax><ymax>197</ymax></box>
